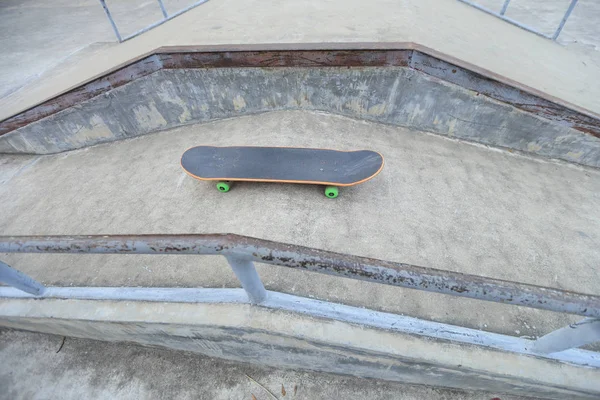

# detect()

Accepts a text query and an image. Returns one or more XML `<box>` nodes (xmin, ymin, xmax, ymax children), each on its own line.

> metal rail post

<box><xmin>0</xmin><ymin>261</ymin><xmax>45</xmax><ymax>296</ymax></box>
<box><xmin>225</xmin><ymin>256</ymin><xmax>267</xmax><ymax>304</ymax></box>
<box><xmin>98</xmin><ymin>0</ymin><xmax>123</xmax><ymax>42</ymax></box>
<box><xmin>157</xmin><ymin>0</ymin><xmax>169</xmax><ymax>18</ymax></box>
<box><xmin>533</xmin><ymin>318</ymin><xmax>600</xmax><ymax>354</ymax></box>
<box><xmin>553</xmin><ymin>0</ymin><xmax>579</xmax><ymax>40</ymax></box>
<box><xmin>500</xmin><ymin>0</ymin><xmax>511</xmax><ymax>15</ymax></box>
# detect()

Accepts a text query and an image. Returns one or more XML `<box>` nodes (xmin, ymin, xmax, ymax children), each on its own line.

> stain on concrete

<box><xmin>232</xmin><ymin>95</ymin><xmax>247</xmax><ymax>111</ymax></box>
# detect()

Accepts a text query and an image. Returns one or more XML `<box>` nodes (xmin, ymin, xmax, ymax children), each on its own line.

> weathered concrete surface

<box><xmin>0</xmin><ymin>329</ymin><xmax>534</xmax><ymax>400</ymax></box>
<box><xmin>1</xmin><ymin>110</ymin><xmax>599</xmax><ymax>339</ymax></box>
<box><xmin>1</xmin><ymin>299</ymin><xmax>598</xmax><ymax>399</ymax></box>
<box><xmin>3</xmin><ymin>67</ymin><xmax>599</xmax><ymax>168</ymax></box>
<box><xmin>2</xmin><ymin>0</ymin><xmax>600</xmax><ymax>123</ymax></box>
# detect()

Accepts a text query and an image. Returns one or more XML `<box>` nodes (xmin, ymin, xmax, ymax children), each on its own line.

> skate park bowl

<box><xmin>1</xmin><ymin>43</ymin><xmax>600</xmax><ymax>399</ymax></box>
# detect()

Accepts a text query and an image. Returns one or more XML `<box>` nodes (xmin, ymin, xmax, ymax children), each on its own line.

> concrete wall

<box><xmin>2</xmin><ymin>66</ymin><xmax>600</xmax><ymax>167</ymax></box>
<box><xmin>1</xmin><ymin>295</ymin><xmax>599</xmax><ymax>399</ymax></box>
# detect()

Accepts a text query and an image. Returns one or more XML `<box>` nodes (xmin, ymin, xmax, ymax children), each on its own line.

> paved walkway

<box><xmin>2</xmin><ymin>111</ymin><xmax>599</xmax><ymax>338</ymax></box>
<box><xmin>1</xmin><ymin>0</ymin><xmax>600</xmax><ymax>121</ymax></box>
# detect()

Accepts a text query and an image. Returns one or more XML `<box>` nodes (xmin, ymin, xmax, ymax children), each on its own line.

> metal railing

<box><xmin>0</xmin><ymin>233</ymin><xmax>599</xmax><ymax>356</ymax></box>
<box><xmin>458</xmin><ymin>0</ymin><xmax>579</xmax><ymax>41</ymax></box>
<box><xmin>99</xmin><ymin>0</ymin><xmax>209</xmax><ymax>42</ymax></box>
<box><xmin>100</xmin><ymin>0</ymin><xmax>579</xmax><ymax>44</ymax></box>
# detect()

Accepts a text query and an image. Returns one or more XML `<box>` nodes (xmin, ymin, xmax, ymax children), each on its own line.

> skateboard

<box><xmin>180</xmin><ymin>146</ymin><xmax>384</xmax><ymax>198</ymax></box>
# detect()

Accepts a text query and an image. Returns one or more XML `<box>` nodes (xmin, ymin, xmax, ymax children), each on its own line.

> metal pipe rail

<box><xmin>101</xmin><ymin>0</ymin><xmax>579</xmax><ymax>44</ymax></box>
<box><xmin>1</xmin><ymin>233</ymin><xmax>599</xmax><ymax>354</ymax></box>
<box><xmin>0</xmin><ymin>233</ymin><xmax>599</xmax><ymax>318</ymax></box>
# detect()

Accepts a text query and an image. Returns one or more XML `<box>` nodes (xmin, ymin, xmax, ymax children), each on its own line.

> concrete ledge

<box><xmin>1</xmin><ymin>46</ymin><xmax>600</xmax><ymax>168</ymax></box>
<box><xmin>1</xmin><ymin>288</ymin><xmax>599</xmax><ymax>399</ymax></box>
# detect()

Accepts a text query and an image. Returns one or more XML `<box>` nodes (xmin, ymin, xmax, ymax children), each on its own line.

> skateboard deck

<box><xmin>181</xmin><ymin>146</ymin><xmax>384</xmax><ymax>198</ymax></box>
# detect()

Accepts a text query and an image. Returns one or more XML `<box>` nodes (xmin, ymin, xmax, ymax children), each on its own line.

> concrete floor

<box><xmin>1</xmin><ymin>110</ymin><xmax>599</xmax><ymax>339</ymax></box>
<box><xmin>0</xmin><ymin>329</ymin><xmax>531</xmax><ymax>400</ymax></box>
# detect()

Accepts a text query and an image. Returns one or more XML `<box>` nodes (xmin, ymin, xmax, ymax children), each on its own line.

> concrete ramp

<box><xmin>2</xmin><ymin>108</ymin><xmax>600</xmax><ymax>398</ymax></box>
<box><xmin>1</xmin><ymin>45</ymin><xmax>600</xmax><ymax>169</ymax></box>
<box><xmin>2</xmin><ymin>40</ymin><xmax>600</xmax><ymax>399</ymax></box>
<box><xmin>1</xmin><ymin>291</ymin><xmax>599</xmax><ymax>400</ymax></box>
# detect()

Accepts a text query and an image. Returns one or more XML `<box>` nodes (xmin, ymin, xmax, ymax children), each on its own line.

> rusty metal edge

<box><xmin>0</xmin><ymin>233</ymin><xmax>599</xmax><ymax>318</ymax></box>
<box><xmin>1</xmin><ymin>42</ymin><xmax>599</xmax><ymax>139</ymax></box>
<box><xmin>407</xmin><ymin>43</ymin><xmax>600</xmax><ymax>121</ymax></box>
<box><xmin>155</xmin><ymin>42</ymin><xmax>600</xmax><ymax>121</ymax></box>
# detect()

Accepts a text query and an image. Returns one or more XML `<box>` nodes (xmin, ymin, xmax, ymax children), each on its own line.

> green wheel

<box><xmin>324</xmin><ymin>186</ymin><xmax>339</xmax><ymax>198</ymax></box>
<box><xmin>216</xmin><ymin>181</ymin><xmax>231</xmax><ymax>192</ymax></box>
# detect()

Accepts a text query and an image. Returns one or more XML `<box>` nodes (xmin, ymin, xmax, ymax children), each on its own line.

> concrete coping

<box><xmin>1</xmin><ymin>43</ymin><xmax>599</xmax><ymax>138</ymax></box>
